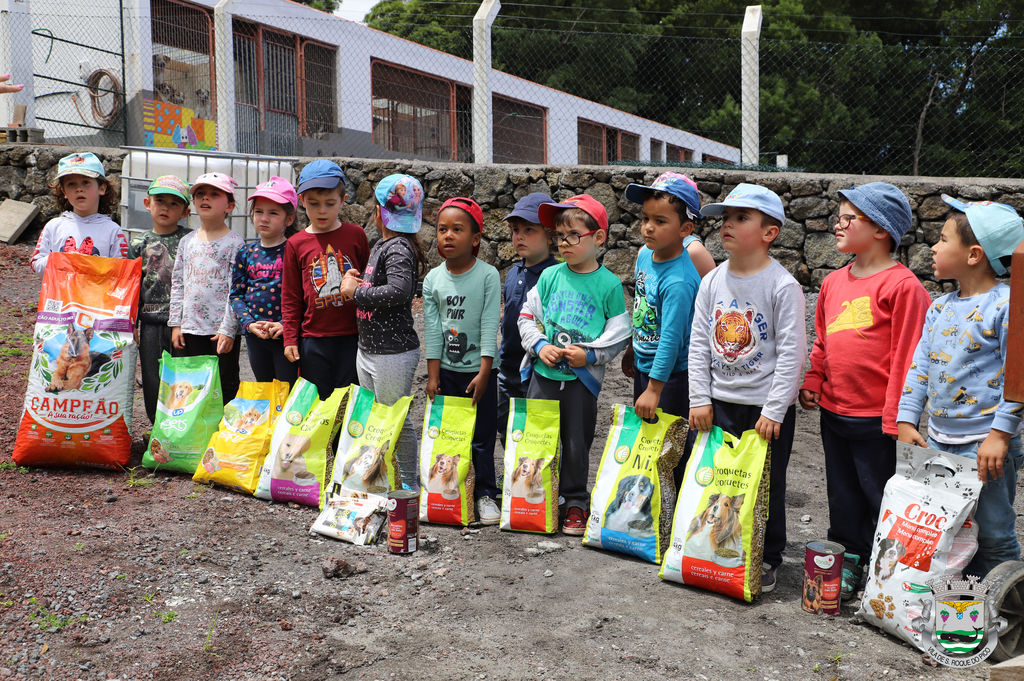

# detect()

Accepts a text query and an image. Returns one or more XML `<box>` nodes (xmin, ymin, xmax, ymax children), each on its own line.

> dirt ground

<box><xmin>0</xmin><ymin>239</ymin><xmax>1011</xmax><ymax>680</ymax></box>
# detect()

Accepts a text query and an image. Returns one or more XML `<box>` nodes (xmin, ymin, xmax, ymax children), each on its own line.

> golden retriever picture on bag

<box><xmin>684</xmin><ymin>492</ymin><xmax>745</xmax><ymax>564</ymax></box>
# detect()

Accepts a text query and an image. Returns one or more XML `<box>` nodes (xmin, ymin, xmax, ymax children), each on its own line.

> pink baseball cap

<box><xmin>249</xmin><ymin>176</ymin><xmax>298</xmax><ymax>210</ymax></box>
<box><xmin>190</xmin><ymin>172</ymin><xmax>238</xmax><ymax>199</ymax></box>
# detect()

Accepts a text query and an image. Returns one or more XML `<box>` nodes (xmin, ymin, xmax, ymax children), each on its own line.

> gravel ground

<box><xmin>0</xmin><ymin>240</ymin><xmax>1014</xmax><ymax>680</ymax></box>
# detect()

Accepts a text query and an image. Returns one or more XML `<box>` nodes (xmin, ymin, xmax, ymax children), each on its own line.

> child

<box><xmin>227</xmin><ymin>176</ymin><xmax>298</xmax><ymax>384</ymax></box>
<box><xmin>688</xmin><ymin>183</ymin><xmax>807</xmax><ymax>591</ymax></box>
<box><xmin>518</xmin><ymin>195</ymin><xmax>630</xmax><ymax>535</ymax></box>
<box><xmin>282</xmin><ymin>160</ymin><xmax>369</xmax><ymax>399</ymax></box>
<box><xmin>497</xmin><ymin>192</ymin><xmax>557</xmax><ymax>442</ymax></box>
<box><xmin>168</xmin><ymin>172</ymin><xmax>244</xmax><ymax>404</ymax></box>
<box><xmin>422</xmin><ymin>197</ymin><xmax>501</xmax><ymax>523</ymax></box>
<box><xmin>31</xmin><ymin>152</ymin><xmax>126</xmax><ymax>274</ymax></box>
<box><xmin>897</xmin><ymin>195</ymin><xmax>1024</xmax><ymax>579</ymax></box>
<box><xmin>129</xmin><ymin>175</ymin><xmax>191</xmax><ymax>423</ymax></box>
<box><xmin>339</xmin><ymin>174</ymin><xmax>428</xmax><ymax>488</ymax></box>
<box><xmin>621</xmin><ymin>172</ymin><xmax>702</xmax><ymax>421</ymax></box>
<box><xmin>799</xmin><ymin>182</ymin><xmax>930</xmax><ymax>599</ymax></box>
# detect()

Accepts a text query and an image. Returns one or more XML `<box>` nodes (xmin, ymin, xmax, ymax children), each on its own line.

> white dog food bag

<box><xmin>660</xmin><ymin>426</ymin><xmax>770</xmax><ymax>602</ymax></box>
<box><xmin>500</xmin><ymin>397</ymin><xmax>560</xmax><ymax>534</ymax></box>
<box><xmin>856</xmin><ymin>442</ymin><xmax>982</xmax><ymax>650</ymax></box>
<box><xmin>311</xmin><ymin>489</ymin><xmax>388</xmax><ymax>545</ymax></box>
<box><xmin>255</xmin><ymin>378</ymin><xmax>325</xmax><ymax>500</ymax></box>
<box><xmin>582</xmin><ymin>405</ymin><xmax>686</xmax><ymax>564</ymax></box>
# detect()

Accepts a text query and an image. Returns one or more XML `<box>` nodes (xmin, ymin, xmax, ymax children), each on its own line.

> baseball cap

<box><xmin>941</xmin><ymin>194</ymin><xmax>1024</xmax><ymax>276</ymax></box>
<box><xmin>624</xmin><ymin>172</ymin><xmax>701</xmax><ymax>221</ymax></box>
<box><xmin>191</xmin><ymin>172</ymin><xmax>238</xmax><ymax>199</ymax></box>
<box><xmin>439</xmin><ymin>196</ymin><xmax>484</xmax><ymax>232</ymax></box>
<box><xmin>504</xmin><ymin>192</ymin><xmax>554</xmax><ymax>225</ymax></box>
<box><xmin>147</xmin><ymin>175</ymin><xmax>190</xmax><ymax>204</ymax></box>
<box><xmin>837</xmin><ymin>182</ymin><xmax>912</xmax><ymax>246</ymax></box>
<box><xmin>249</xmin><ymin>176</ymin><xmax>298</xmax><ymax>210</ymax></box>
<box><xmin>297</xmin><ymin>160</ymin><xmax>346</xmax><ymax>194</ymax></box>
<box><xmin>538</xmin><ymin>194</ymin><xmax>609</xmax><ymax>231</ymax></box>
<box><xmin>374</xmin><ymin>174</ymin><xmax>423</xmax><ymax>234</ymax></box>
<box><xmin>701</xmin><ymin>183</ymin><xmax>785</xmax><ymax>225</ymax></box>
<box><xmin>56</xmin><ymin>152</ymin><xmax>105</xmax><ymax>179</ymax></box>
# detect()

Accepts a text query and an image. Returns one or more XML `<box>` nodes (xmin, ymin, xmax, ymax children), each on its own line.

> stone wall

<box><xmin>5</xmin><ymin>144</ymin><xmax>1024</xmax><ymax>292</ymax></box>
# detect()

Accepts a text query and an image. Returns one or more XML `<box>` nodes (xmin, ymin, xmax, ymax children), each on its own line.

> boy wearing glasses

<box><xmin>518</xmin><ymin>195</ymin><xmax>630</xmax><ymax>535</ymax></box>
<box><xmin>799</xmin><ymin>182</ymin><xmax>930</xmax><ymax>599</ymax></box>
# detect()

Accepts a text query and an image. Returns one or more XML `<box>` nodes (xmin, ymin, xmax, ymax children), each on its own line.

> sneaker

<box><xmin>840</xmin><ymin>553</ymin><xmax>863</xmax><ymax>601</ymax></box>
<box><xmin>762</xmin><ymin>565</ymin><xmax>777</xmax><ymax>593</ymax></box>
<box><xmin>562</xmin><ymin>506</ymin><xmax>588</xmax><ymax>536</ymax></box>
<box><xmin>476</xmin><ymin>496</ymin><xmax>500</xmax><ymax>526</ymax></box>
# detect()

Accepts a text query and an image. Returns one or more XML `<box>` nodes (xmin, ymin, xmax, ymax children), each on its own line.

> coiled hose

<box><xmin>73</xmin><ymin>69</ymin><xmax>123</xmax><ymax>129</ymax></box>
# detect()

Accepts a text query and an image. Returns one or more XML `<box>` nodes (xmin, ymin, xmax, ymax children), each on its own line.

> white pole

<box><xmin>472</xmin><ymin>0</ymin><xmax>500</xmax><ymax>164</ymax></box>
<box><xmin>0</xmin><ymin>0</ymin><xmax>35</xmax><ymax>127</ymax></box>
<box><xmin>741</xmin><ymin>5</ymin><xmax>762</xmax><ymax>167</ymax></box>
<box><xmin>214</xmin><ymin>0</ymin><xmax>236</xmax><ymax>152</ymax></box>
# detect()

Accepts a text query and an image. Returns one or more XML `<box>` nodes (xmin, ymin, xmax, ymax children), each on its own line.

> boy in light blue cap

<box><xmin>898</xmin><ymin>196</ymin><xmax>1024</xmax><ymax>578</ymax></box>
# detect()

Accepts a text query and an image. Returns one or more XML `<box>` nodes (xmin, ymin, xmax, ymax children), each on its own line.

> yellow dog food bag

<box><xmin>659</xmin><ymin>426</ymin><xmax>770</xmax><ymax>602</ymax></box>
<box><xmin>583</xmin><ymin>405</ymin><xmax>686</xmax><ymax>563</ymax></box>
<box><xmin>499</xmin><ymin>397</ymin><xmax>560</xmax><ymax>534</ymax></box>
<box><xmin>192</xmin><ymin>380</ymin><xmax>289</xmax><ymax>494</ymax></box>
<box><xmin>418</xmin><ymin>395</ymin><xmax>476</xmax><ymax>526</ymax></box>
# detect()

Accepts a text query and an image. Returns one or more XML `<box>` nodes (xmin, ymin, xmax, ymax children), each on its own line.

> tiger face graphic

<box><xmin>712</xmin><ymin>307</ymin><xmax>757</xmax><ymax>364</ymax></box>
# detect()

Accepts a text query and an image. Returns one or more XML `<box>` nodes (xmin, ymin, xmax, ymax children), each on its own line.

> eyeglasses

<box><xmin>830</xmin><ymin>214</ymin><xmax>870</xmax><ymax>230</ymax></box>
<box><xmin>555</xmin><ymin>229</ymin><xmax>599</xmax><ymax>245</ymax></box>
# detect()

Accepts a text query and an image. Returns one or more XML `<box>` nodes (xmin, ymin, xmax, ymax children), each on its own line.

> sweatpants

<box><xmin>820</xmin><ymin>408</ymin><xmax>896</xmax><ymax>563</ymax></box>
<box><xmin>139</xmin><ymin>321</ymin><xmax>174</xmax><ymax>423</ymax></box>
<box><xmin>175</xmin><ymin>333</ymin><xmax>240</xmax><ymax>405</ymax></box>
<box><xmin>356</xmin><ymin>347</ymin><xmax>420</xmax><ymax>489</ymax></box>
<box><xmin>246</xmin><ymin>333</ymin><xmax>298</xmax><ymax>384</ymax></box>
<box><xmin>300</xmin><ymin>334</ymin><xmax>359</xmax><ymax>400</ymax></box>
<box><xmin>711</xmin><ymin>398</ymin><xmax>796</xmax><ymax>570</ymax></box>
<box><xmin>527</xmin><ymin>374</ymin><xmax>598</xmax><ymax>510</ymax></box>
<box><xmin>438</xmin><ymin>367</ymin><xmax>499</xmax><ymax>500</ymax></box>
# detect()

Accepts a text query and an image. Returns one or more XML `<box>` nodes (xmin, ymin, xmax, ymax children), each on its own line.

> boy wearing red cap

<box><xmin>518</xmin><ymin>195</ymin><xmax>630</xmax><ymax>535</ymax></box>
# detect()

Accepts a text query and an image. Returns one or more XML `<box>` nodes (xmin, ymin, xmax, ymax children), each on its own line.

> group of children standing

<box><xmin>31</xmin><ymin>151</ymin><xmax>1024</xmax><ymax>597</ymax></box>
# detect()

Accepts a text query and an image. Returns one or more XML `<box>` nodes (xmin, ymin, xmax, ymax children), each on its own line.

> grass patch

<box><xmin>156</xmin><ymin>610</ymin><xmax>178</xmax><ymax>623</ymax></box>
<box><xmin>202</xmin><ymin>613</ymin><xmax>219</xmax><ymax>655</ymax></box>
<box><xmin>72</xmin><ymin>542</ymin><xmax>84</xmax><ymax>551</ymax></box>
<box><xmin>28</xmin><ymin>597</ymin><xmax>87</xmax><ymax>631</ymax></box>
<box><xmin>123</xmin><ymin>466</ymin><xmax>155</xmax><ymax>489</ymax></box>
<box><xmin>0</xmin><ymin>461</ymin><xmax>29</xmax><ymax>473</ymax></box>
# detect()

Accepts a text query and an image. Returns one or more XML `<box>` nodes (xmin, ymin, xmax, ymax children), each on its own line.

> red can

<box><xmin>387</xmin><ymin>489</ymin><xmax>419</xmax><ymax>554</ymax></box>
<box><xmin>802</xmin><ymin>540</ymin><xmax>845</xmax><ymax>615</ymax></box>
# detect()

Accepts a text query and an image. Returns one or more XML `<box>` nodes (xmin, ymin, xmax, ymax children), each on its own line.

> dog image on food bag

<box><xmin>341</xmin><ymin>441</ymin><xmax>390</xmax><ymax>493</ymax></box>
<box><xmin>803</xmin><ymin>572</ymin><xmax>824</xmax><ymax>614</ymax></box>
<box><xmin>272</xmin><ymin>431</ymin><xmax>310</xmax><ymax>481</ymax></box>
<box><xmin>872</xmin><ymin>537</ymin><xmax>907</xmax><ymax>589</ymax></box>
<box><xmin>603</xmin><ymin>475</ymin><xmax>655</xmax><ymax>538</ymax></box>
<box><xmin>427</xmin><ymin>453</ymin><xmax>461</xmax><ymax>500</ymax></box>
<box><xmin>46</xmin><ymin>322</ymin><xmax>110</xmax><ymax>393</ymax></box>
<box><xmin>509</xmin><ymin>457</ymin><xmax>545</xmax><ymax>504</ymax></box>
<box><xmin>685</xmin><ymin>493</ymin><xmax>745</xmax><ymax>564</ymax></box>
<box><xmin>165</xmin><ymin>380</ymin><xmax>195</xmax><ymax>411</ymax></box>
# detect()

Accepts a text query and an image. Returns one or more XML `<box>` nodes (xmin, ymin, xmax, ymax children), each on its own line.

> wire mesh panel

<box><xmin>233</xmin><ymin>22</ymin><xmax>260</xmax><ymax>154</ymax></box>
<box><xmin>577</xmin><ymin>119</ymin><xmax>603</xmax><ymax>165</ymax></box>
<box><xmin>301</xmin><ymin>41</ymin><xmax>337</xmax><ymax>137</ymax></box>
<box><xmin>493</xmin><ymin>95</ymin><xmax>545</xmax><ymax>164</ymax></box>
<box><xmin>151</xmin><ymin>0</ymin><xmax>214</xmax><ymax>121</ymax></box>
<box><xmin>371</xmin><ymin>60</ymin><xmax>456</xmax><ymax>161</ymax></box>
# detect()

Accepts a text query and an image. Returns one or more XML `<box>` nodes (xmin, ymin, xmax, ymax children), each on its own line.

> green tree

<box><xmin>295</xmin><ymin>0</ymin><xmax>340</xmax><ymax>14</ymax></box>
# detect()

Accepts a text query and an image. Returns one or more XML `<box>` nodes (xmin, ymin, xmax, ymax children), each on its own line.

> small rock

<box><xmin>433</xmin><ymin>567</ymin><xmax>449</xmax><ymax>577</ymax></box>
<box><xmin>536</xmin><ymin>540</ymin><xmax>563</xmax><ymax>553</ymax></box>
<box><xmin>322</xmin><ymin>556</ymin><xmax>358</xmax><ymax>579</ymax></box>
<box><xmin>104</xmin><ymin>495</ymin><xmax>118</xmax><ymax>503</ymax></box>
<box><xmin>279</xmin><ymin>619</ymin><xmax>292</xmax><ymax>631</ymax></box>
<box><xmin>291</xmin><ymin>590</ymin><xmax>301</xmax><ymax>599</ymax></box>
<box><xmin>543</xmin><ymin>570</ymin><xmax>553</xmax><ymax>578</ymax></box>
<box><xmin>524</xmin><ymin>548</ymin><xmax>541</xmax><ymax>557</ymax></box>
<box><xmin>800</xmin><ymin>515</ymin><xmax>812</xmax><ymax>523</ymax></box>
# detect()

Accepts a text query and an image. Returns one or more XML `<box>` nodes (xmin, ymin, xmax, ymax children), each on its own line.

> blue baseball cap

<box><xmin>941</xmin><ymin>194</ymin><xmax>1024</xmax><ymax>276</ymax></box>
<box><xmin>837</xmin><ymin>182</ymin><xmax>912</xmax><ymax>246</ymax></box>
<box><xmin>297</xmin><ymin>160</ymin><xmax>346</xmax><ymax>194</ymax></box>
<box><xmin>56</xmin><ymin>152</ymin><xmax>105</xmax><ymax>179</ymax></box>
<box><xmin>374</xmin><ymin>174</ymin><xmax>423</xmax><ymax>234</ymax></box>
<box><xmin>701</xmin><ymin>182</ymin><xmax>785</xmax><ymax>225</ymax></box>
<box><xmin>504</xmin><ymin>192</ymin><xmax>553</xmax><ymax>225</ymax></box>
<box><xmin>624</xmin><ymin>172</ymin><xmax>701</xmax><ymax>221</ymax></box>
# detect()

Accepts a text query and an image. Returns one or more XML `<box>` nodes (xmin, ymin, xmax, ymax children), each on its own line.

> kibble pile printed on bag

<box><xmin>325</xmin><ymin>385</ymin><xmax>410</xmax><ymax>498</ymax></box>
<box><xmin>14</xmin><ymin>253</ymin><xmax>141</xmax><ymax>469</ymax></box>
<box><xmin>142</xmin><ymin>351</ymin><xmax>223</xmax><ymax>474</ymax></box>
<box><xmin>500</xmin><ymin>398</ymin><xmax>560</xmax><ymax>534</ymax></box>
<box><xmin>419</xmin><ymin>395</ymin><xmax>477</xmax><ymax>526</ymax></box>
<box><xmin>660</xmin><ymin>427</ymin><xmax>770</xmax><ymax>602</ymax></box>
<box><xmin>583</xmin><ymin>405</ymin><xmax>686</xmax><ymax>563</ymax></box>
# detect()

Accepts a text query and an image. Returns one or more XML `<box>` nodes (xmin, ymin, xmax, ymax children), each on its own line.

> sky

<box><xmin>335</xmin><ymin>0</ymin><xmax>380</xmax><ymax>24</ymax></box>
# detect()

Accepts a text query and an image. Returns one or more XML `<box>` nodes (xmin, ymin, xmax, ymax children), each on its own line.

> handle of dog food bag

<box><xmin>911</xmin><ymin>456</ymin><xmax>957</xmax><ymax>482</ymax></box>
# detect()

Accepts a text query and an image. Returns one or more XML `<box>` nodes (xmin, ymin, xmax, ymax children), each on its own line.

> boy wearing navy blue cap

<box><xmin>898</xmin><ymin>196</ymin><xmax>1024</xmax><ymax>578</ymax></box>
<box><xmin>497</xmin><ymin>192</ymin><xmax>557</xmax><ymax>441</ymax></box>
<box><xmin>282</xmin><ymin>160</ymin><xmax>370</xmax><ymax>398</ymax></box>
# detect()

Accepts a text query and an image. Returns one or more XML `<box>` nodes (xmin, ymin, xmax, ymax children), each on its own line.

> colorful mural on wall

<box><xmin>142</xmin><ymin>98</ymin><xmax>217</xmax><ymax>150</ymax></box>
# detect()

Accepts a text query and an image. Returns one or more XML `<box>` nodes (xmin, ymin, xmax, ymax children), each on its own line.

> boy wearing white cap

<box><xmin>898</xmin><ymin>196</ymin><xmax>1024</xmax><ymax>578</ymax></box>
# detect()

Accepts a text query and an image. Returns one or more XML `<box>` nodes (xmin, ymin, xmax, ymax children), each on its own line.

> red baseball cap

<box><xmin>538</xmin><ymin>194</ymin><xmax>609</xmax><ymax>231</ymax></box>
<box><xmin>439</xmin><ymin>196</ymin><xmax>484</xmax><ymax>232</ymax></box>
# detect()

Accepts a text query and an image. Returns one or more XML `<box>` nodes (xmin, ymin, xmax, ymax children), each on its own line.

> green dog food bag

<box><xmin>418</xmin><ymin>395</ymin><xmax>477</xmax><ymax>526</ymax></box>
<box><xmin>255</xmin><ymin>377</ymin><xmax>322</xmax><ymax>500</ymax></box>
<box><xmin>143</xmin><ymin>351</ymin><xmax>223</xmax><ymax>474</ymax></box>
<box><xmin>500</xmin><ymin>397</ymin><xmax>560</xmax><ymax>534</ymax></box>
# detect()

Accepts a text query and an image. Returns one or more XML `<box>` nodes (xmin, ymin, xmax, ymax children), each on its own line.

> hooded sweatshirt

<box><xmin>30</xmin><ymin>211</ymin><xmax>128</xmax><ymax>274</ymax></box>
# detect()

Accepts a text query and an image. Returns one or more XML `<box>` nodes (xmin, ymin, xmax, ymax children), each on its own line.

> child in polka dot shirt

<box><xmin>225</xmin><ymin>177</ymin><xmax>298</xmax><ymax>383</ymax></box>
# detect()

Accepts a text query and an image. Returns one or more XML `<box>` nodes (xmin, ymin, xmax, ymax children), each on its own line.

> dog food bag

<box><xmin>856</xmin><ymin>442</ymin><xmax>982</xmax><ymax>651</ymax></box>
<box><xmin>14</xmin><ymin>253</ymin><xmax>141</xmax><ymax>468</ymax></box>
<box><xmin>325</xmin><ymin>385</ymin><xmax>411</xmax><ymax>499</ymax></box>
<box><xmin>500</xmin><ymin>398</ymin><xmax>560</xmax><ymax>534</ymax></box>
<box><xmin>192</xmin><ymin>380</ymin><xmax>290</xmax><ymax>494</ymax></box>
<box><xmin>660</xmin><ymin>426</ymin><xmax>771</xmax><ymax>602</ymax></box>
<box><xmin>142</xmin><ymin>351</ymin><xmax>224</xmax><ymax>474</ymax></box>
<box><xmin>255</xmin><ymin>377</ymin><xmax>322</xmax><ymax>500</ymax></box>
<box><xmin>583</xmin><ymin>405</ymin><xmax>686</xmax><ymax>563</ymax></box>
<box><xmin>418</xmin><ymin>395</ymin><xmax>477</xmax><ymax>526</ymax></box>
<box><xmin>311</xmin><ymin>489</ymin><xmax>388</xmax><ymax>545</ymax></box>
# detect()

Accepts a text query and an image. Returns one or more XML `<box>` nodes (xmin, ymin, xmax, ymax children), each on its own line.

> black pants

<box><xmin>634</xmin><ymin>369</ymin><xmax>691</xmax><ymax>489</ymax></box>
<box><xmin>527</xmin><ymin>374</ymin><xmax>598</xmax><ymax>509</ymax></box>
<box><xmin>175</xmin><ymin>333</ymin><xmax>240</xmax><ymax>405</ymax></box>
<box><xmin>710</xmin><ymin>399</ymin><xmax>796</xmax><ymax>570</ymax></box>
<box><xmin>246</xmin><ymin>333</ymin><xmax>298</xmax><ymax>384</ymax></box>
<box><xmin>820</xmin><ymin>408</ymin><xmax>896</xmax><ymax>562</ymax></box>
<box><xmin>439</xmin><ymin>368</ymin><xmax>498</xmax><ymax>500</ymax></box>
<box><xmin>496</xmin><ymin>371</ymin><xmax>527</xmax><ymax>448</ymax></box>
<box><xmin>300</xmin><ymin>335</ymin><xmax>358</xmax><ymax>400</ymax></box>
<box><xmin>139</xmin><ymin>321</ymin><xmax>174</xmax><ymax>424</ymax></box>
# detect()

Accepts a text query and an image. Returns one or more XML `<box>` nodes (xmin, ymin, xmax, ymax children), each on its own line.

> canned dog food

<box><xmin>387</xmin><ymin>489</ymin><xmax>420</xmax><ymax>554</ymax></box>
<box><xmin>803</xmin><ymin>540</ymin><xmax>844</xmax><ymax>615</ymax></box>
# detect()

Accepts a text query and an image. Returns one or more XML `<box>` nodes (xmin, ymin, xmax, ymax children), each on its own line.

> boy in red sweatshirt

<box><xmin>799</xmin><ymin>182</ymin><xmax>930</xmax><ymax>600</ymax></box>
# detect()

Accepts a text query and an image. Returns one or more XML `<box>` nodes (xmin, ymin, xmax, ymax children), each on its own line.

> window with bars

<box><xmin>578</xmin><ymin>120</ymin><xmax>604</xmax><ymax>165</ymax></box>
<box><xmin>666</xmin><ymin>143</ymin><xmax>694</xmax><ymax>162</ymax></box>
<box><xmin>579</xmin><ymin>119</ymin><xmax>640</xmax><ymax>164</ymax></box>
<box><xmin>650</xmin><ymin>138</ymin><xmax>664</xmax><ymax>163</ymax></box>
<box><xmin>150</xmin><ymin>0</ymin><xmax>215</xmax><ymax>120</ymax></box>
<box><xmin>703</xmin><ymin>154</ymin><xmax>735</xmax><ymax>165</ymax></box>
<box><xmin>371</xmin><ymin>60</ymin><xmax>458</xmax><ymax>161</ymax></box>
<box><xmin>493</xmin><ymin>95</ymin><xmax>546</xmax><ymax>164</ymax></box>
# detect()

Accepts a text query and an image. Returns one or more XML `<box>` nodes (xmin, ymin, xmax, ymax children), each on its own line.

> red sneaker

<box><xmin>562</xmin><ymin>507</ymin><xmax>587</xmax><ymax>536</ymax></box>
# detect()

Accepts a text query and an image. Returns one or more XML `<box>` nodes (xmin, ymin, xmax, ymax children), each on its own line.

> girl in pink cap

<box><xmin>223</xmin><ymin>176</ymin><xmax>299</xmax><ymax>383</ymax></box>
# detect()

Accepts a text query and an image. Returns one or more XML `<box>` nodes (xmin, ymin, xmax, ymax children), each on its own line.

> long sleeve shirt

<box><xmin>128</xmin><ymin>226</ymin><xmax>191</xmax><ymax>325</ymax></box>
<box><xmin>31</xmin><ymin>211</ymin><xmax>128</xmax><ymax>274</ymax></box>
<box><xmin>168</xmin><ymin>230</ymin><xmax>245</xmax><ymax>337</ymax></box>
<box><xmin>227</xmin><ymin>241</ymin><xmax>286</xmax><ymax>334</ymax></box>
<box><xmin>498</xmin><ymin>255</ymin><xmax>558</xmax><ymax>384</ymax></box>
<box><xmin>632</xmin><ymin>246</ymin><xmax>701</xmax><ymax>382</ymax></box>
<box><xmin>422</xmin><ymin>259</ymin><xmax>500</xmax><ymax>372</ymax></box>
<box><xmin>352</xmin><ymin>235</ymin><xmax>419</xmax><ymax>355</ymax></box>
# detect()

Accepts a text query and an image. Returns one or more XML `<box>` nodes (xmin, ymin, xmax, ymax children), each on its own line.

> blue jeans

<box><xmin>927</xmin><ymin>434</ymin><xmax>1024</xmax><ymax>578</ymax></box>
